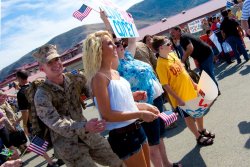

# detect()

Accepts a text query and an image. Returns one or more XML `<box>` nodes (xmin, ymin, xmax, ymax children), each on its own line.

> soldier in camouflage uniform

<box><xmin>32</xmin><ymin>44</ymin><xmax>122</xmax><ymax>167</ymax></box>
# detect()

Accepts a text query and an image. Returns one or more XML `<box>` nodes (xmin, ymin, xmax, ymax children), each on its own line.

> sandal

<box><xmin>173</xmin><ymin>162</ymin><xmax>182</xmax><ymax>167</ymax></box>
<box><xmin>197</xmin><ymin>135</ymin><xmax>213</xmax><ymax>146</ymax></box>
<box><xmin>199</xmin><ymin>129</ymin><xmax>215</xmax><ymax>138</ymax></box>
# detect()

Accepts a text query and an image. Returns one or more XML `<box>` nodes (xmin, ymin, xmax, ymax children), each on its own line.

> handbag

<box><xmin>9</xmin><ymin>125</ymin><xmax>27</xmax><ymax>147</ymax></box>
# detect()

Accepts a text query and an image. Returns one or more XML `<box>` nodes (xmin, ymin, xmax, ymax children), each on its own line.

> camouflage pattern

<box><xmin>26</xmin><ymin>79</ymin><xmax>47</xmax><ymax>137</ymax></box>
<box><xmin>134</xmin><ymin>42</ymin><xmax>157</xmax><ymax>71</ymax></box>
<box><xmin>0</xmin><ymin>101</ymin><xmax>18</xmax><ymax>130</ymax></box>
<box><xmin>32</xmin><ymin>44</ymin><xmax>60</xmax><ymax>64</ymax></box>
<box><xmin>34</xmin><ymin>73</ymin><xmax>122</xmax><ymax>167</ymax></box>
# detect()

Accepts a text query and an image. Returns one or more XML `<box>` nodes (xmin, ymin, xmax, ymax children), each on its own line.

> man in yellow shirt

<box><xmin>152</xmin><ymin>36</ymin><xmax>215</xmax><ymax>146</ymax></box>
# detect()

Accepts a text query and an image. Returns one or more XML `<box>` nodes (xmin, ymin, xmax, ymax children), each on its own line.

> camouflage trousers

<box><xmin>54</xmin><ymin>133</ymin><xmax>122</xmax><ymax>167</ymax></box>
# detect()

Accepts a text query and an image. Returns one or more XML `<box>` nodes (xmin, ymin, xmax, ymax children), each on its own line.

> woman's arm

<box><xmin>100</xmin><ymin>10</ymin><xmax>114</xmax><ymax>35</ymax></box>
<box><xmin>92</xmin><ymin>73</ymin><xmax>158</xmax><ymax>122</ymax></box>
<box><xmin>163</xmin><ymin>84</ymin><xmax>185</xmax><ymax>106</ymax></box>
<box><xmin>127</xmin><ymin>38</ymin><xmax>136</xmax><ymax>56</ymax></box>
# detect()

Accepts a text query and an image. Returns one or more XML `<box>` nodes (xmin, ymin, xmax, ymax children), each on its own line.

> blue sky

<box><xmin>0</xmin><ymin>0</ymin><xmax>143</xmax><ymax>70</ymax></box>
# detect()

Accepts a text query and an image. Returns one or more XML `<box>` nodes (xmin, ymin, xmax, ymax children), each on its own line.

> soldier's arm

<box><xmin>34</xmin><ymin>89</ymin><xmax>87</xmax><ymax>138</ymax></box>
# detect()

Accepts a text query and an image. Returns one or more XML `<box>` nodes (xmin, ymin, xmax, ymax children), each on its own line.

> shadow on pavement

<box><xmin>238</xmin><ymin>121</ymin><xmax>250</xmax><ymax>149</ymax></box>
<box><xmin>22</xmin><ymin>154</ymin><xmax>39</xmax><ymax>166</ymax></box>
<box><xmin>180</xmin><ymin>145</ymin><xmax>207</xmax><ymax>167</ymax></box>
<box><xmin>215</xmin><ymin>62</ymin><xmax>245</xmax><ymax>81</ymax></box>
<box><xmin>239</xmin><ymin>65</ymin><xmax>250</xmax><ymax>75</ymax></box>
<box><xmin>162</xmin><ymin>116</ymin><xmax>186</xmax><ymax>138</ymax></box>
<box><xmin>35</xmin><ymin>160</ymin><xmax>47</xmax><ymax>167</ymax></box>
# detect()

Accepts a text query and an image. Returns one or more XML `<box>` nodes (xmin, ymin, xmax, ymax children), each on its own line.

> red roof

<box><xmin>15</xmin><ymin>62</ymin><xmax>38</xmax><ymax>71</ymax></box>
<box><xmin>138</xmin><ymin>0</ymin><xmax>227</xmax><ymax>40</ymax></box>
<box><xmin>28</xmin><ymin>71</ymin><xmax>46</xmax><ymax>82</ymax></box>
<box><xmin>63</xmin><ymin>54</ymin><xmax>82</xmax><ymax>67</ymax></box>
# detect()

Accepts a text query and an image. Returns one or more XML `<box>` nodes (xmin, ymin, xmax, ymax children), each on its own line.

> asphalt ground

<box><xmin>20</xmin><ymin>38</ymin><xmax>250</xmax><ymax>167</ymax></box>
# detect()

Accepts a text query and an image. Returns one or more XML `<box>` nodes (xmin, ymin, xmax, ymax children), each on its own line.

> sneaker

<box><xmin>47</xmin><ymin>162</ymin><xmax>59</xmax><ymax>167</ymax></box>
<box><xmin>56</xmin><ymin>159</ymin><xmax>65</xmax><ymax>166</ymax></box>
<box><xmin>226</xmin><ymin>60</ymin><xmax>235</xmax><ymax>64</ymax></box>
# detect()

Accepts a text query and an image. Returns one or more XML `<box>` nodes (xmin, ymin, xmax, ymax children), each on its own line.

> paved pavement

<box><xmin>21</xmin><ymin>38</ymin><xmax>250</xmax><ymax>167</ymax></box>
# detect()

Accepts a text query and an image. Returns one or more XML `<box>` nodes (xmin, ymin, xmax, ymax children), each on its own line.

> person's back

<box><xmin>180</xmin><ymin>33</ymin><xmax>212</xmax><ymax>64</ymax></box>
<box><xmin>220</xmin><ymin>17</ymin><xmax>240</xmax><ymax>38</ymax></box>
<box><xmin>134</xmin><ymin>42</ymin><xmax>157</xmax><ymax>71</ymax></box>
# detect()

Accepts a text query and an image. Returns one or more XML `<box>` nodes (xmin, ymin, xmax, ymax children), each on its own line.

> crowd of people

<box><xmin>199</xmin><ymin>0</ymin><xmax>249</xmax><ymax>65</ymax></box>
<box><xmin>0</xmin><ymin>0</ymin><xmax>250</xmax><ymax>167</ymax></box>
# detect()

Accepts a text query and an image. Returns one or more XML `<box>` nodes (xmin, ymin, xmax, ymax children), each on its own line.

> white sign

<box><xmin>81</xmin><ymin>0</ymin><xmax>139</xmax><ymax>38</ymax></box>
<box><xmin>187</xmin><ymin>18</ymin><xmax>203</xmax><ymax>34</ymax></box>
<box><xmin>180</xmin><ymin>71</ymin><xmax>218</xmax><ymax>118</ymax></box>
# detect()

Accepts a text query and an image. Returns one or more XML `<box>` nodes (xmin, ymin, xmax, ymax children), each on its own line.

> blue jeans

<box><xmin>200</xmin><ymin>52</ymin><xmax>219</xmax><ymax>88</ymax></box>
<box><xmin>226</xmin><ymin>36</ymin><xmax>249</xmax><ymax>63</ymax></box>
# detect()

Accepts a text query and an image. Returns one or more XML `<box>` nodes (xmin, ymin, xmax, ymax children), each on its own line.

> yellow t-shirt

<box><xmin>156</xmin><ymin>52</ymin><xmax>197</xmax><ymax>108</ymax></box>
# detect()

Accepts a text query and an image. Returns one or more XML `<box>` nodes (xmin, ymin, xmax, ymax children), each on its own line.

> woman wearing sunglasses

<box><xmin>101</xmin><ymin>11</ymin><xmax>182</xmax><ymax>167</ymax></box>
<box><xmin>83</xmin><ymin>11</ymin><xmax>163</xmax><ymax>167</ymax></box>
<box><xmin>152</xmin><ymin>36</ymin><xmax>215</xmax><ymax>146</ymax></box>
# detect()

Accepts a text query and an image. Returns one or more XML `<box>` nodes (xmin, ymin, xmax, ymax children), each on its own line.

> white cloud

<box><xmin>0</xmin><ymin>0</ymin><xmax>144</xmax><ymax>70</ymax></box>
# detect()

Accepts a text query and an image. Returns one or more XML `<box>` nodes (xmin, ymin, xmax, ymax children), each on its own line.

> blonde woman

<box><xmin>83</xmin><ymin>30</ymin><xmax>159</xmax><ymax>167</ymax></box>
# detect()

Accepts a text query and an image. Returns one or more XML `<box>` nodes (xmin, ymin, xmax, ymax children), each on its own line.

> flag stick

<box><xmin>20</xmin><ymin>135</ymin><xmax>36</xmax><ymax>158</ymax></box>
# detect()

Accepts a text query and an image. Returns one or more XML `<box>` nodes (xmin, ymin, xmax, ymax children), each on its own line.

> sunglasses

<box><xmin>114</xmin><ymin>41</ymin><xmax>122</xmax><ymax>47</ymax></box>
<box><xmin>162</xmin><ymin>42</ymin><xmax>171</xmax><ymax>47</ymax></box>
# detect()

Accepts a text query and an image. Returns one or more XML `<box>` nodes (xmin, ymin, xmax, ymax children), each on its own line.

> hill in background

<box><xmin>0</xmin><ymin>0</ymin><xmax>209</xmax><ymax>81</ymax></box>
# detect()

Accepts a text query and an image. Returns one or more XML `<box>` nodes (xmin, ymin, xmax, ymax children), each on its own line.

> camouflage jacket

<box><xmin>134</xmin><ymin>42</ymin><xmax>157</xmax><ymax>71</ymax></box>
<box><xmin>0</xmin><ymin>101</ymin><xmax>18</xmax><ymax>126</ymax></box>
<box><xmin>34</xmin><ymin>73</ymin><xmax>95</xmax><ymax>156</ymax></box>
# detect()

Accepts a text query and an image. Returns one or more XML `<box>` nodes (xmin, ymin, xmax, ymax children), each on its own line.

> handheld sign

<box><xmin>188</xmin><ymin>18</ymin><xmax>203</xmax><ymax>34</ymax></box>
<box><xmin>180</xmin><ymin>71</ymin><xmax>218</xmax><ymax>118</ymax></box>
<box><xmin>100</xmin><ymin>1</ymin><xmax>139</xmax><ymax>38</ymax></box>
<box><xmin>81</xmin><ymin>0</ymin><xmax>139</xmax><ymax>38</ymax></box>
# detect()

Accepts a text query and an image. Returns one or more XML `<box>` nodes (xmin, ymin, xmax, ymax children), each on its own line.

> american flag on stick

<box><xmin>28</xmin><ymin>136</ymin><xmax>48</xmax><ymax>156</ymax></box>
<box><xmin>73</xmin><ymin>4</ymin><xmax>92</xmax><ymax>21</ymax></box>
<box><xmin>159</xmin><ymin>111</ymin><xmax>177</xmax><ymax>126</ymax></box>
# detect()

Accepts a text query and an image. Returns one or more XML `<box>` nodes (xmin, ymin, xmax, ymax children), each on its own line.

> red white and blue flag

<box><xmin>73</xmin><ymin>4</ymin><xmax>92</xmax><ymax>21</ymax></box>
<box><xmin>28</xmin><ymin>136</ymin><xmax>48</xmax><ymax>156</ymax></box>
<box><xmin>159</xmin><ymin>111</ymin><xmax>177</xmax><ymax>126</ymax></box>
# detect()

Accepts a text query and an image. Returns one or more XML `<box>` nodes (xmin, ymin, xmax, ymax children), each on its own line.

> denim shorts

<box><xmin>142</xmin><ymin>95</ymin><xmax>165</xmax><ymax>146</ymax></box>
<box><xmin>108</xmin><ymin>126</ymin><xmax>147</xmax><ymax>160</ymax></box>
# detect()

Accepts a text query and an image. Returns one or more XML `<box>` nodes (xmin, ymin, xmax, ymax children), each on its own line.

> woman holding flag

<box><xmin>83</xmin><ymin>13</ymin><xmax>161</xmax><ymax>167</ymax></box>
<box><xmin>100</xmin><ymin>11</ymin><xmax>182</xmax><ymax>167</ymax></box>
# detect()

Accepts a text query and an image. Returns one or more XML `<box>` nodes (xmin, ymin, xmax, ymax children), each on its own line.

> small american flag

<box><xmin>73</xmin><ymin>4</ymin><xmax>92</xmax><ymax>21</ymax></box>
<box><xmin>28</xmin><ymin>136</ymin><xmax>48</xmax><ymax>156</ymax></box>
<box><xmin>159</xmin><ymin>110</ymin><xmax>177</xmax><ymax>126</ymax></box>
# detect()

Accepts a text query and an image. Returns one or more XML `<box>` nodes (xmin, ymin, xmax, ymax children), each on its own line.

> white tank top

<box><xmin>94</xmin><ymin>76</ymin><xmax>137</xmax><ymax>130</ymax></box>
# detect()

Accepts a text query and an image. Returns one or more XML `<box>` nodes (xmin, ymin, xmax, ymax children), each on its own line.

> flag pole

<box><xmin>20</xmin><ymin>135</ymin><xmax>36</xmax><ymax>158</ymax></box>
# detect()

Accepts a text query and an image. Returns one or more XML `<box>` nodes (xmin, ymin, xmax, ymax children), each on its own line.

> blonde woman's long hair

<box><xmin>83</xmin><ymin>30</ymin><xmax>112</xmax><ymax>92</ymax></box>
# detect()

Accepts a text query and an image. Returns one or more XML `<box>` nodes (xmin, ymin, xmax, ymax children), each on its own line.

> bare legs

<box><xmin>124</xmin><ymin>143</ymin><xmax>150</xmax><ymax>167</ymax></box>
